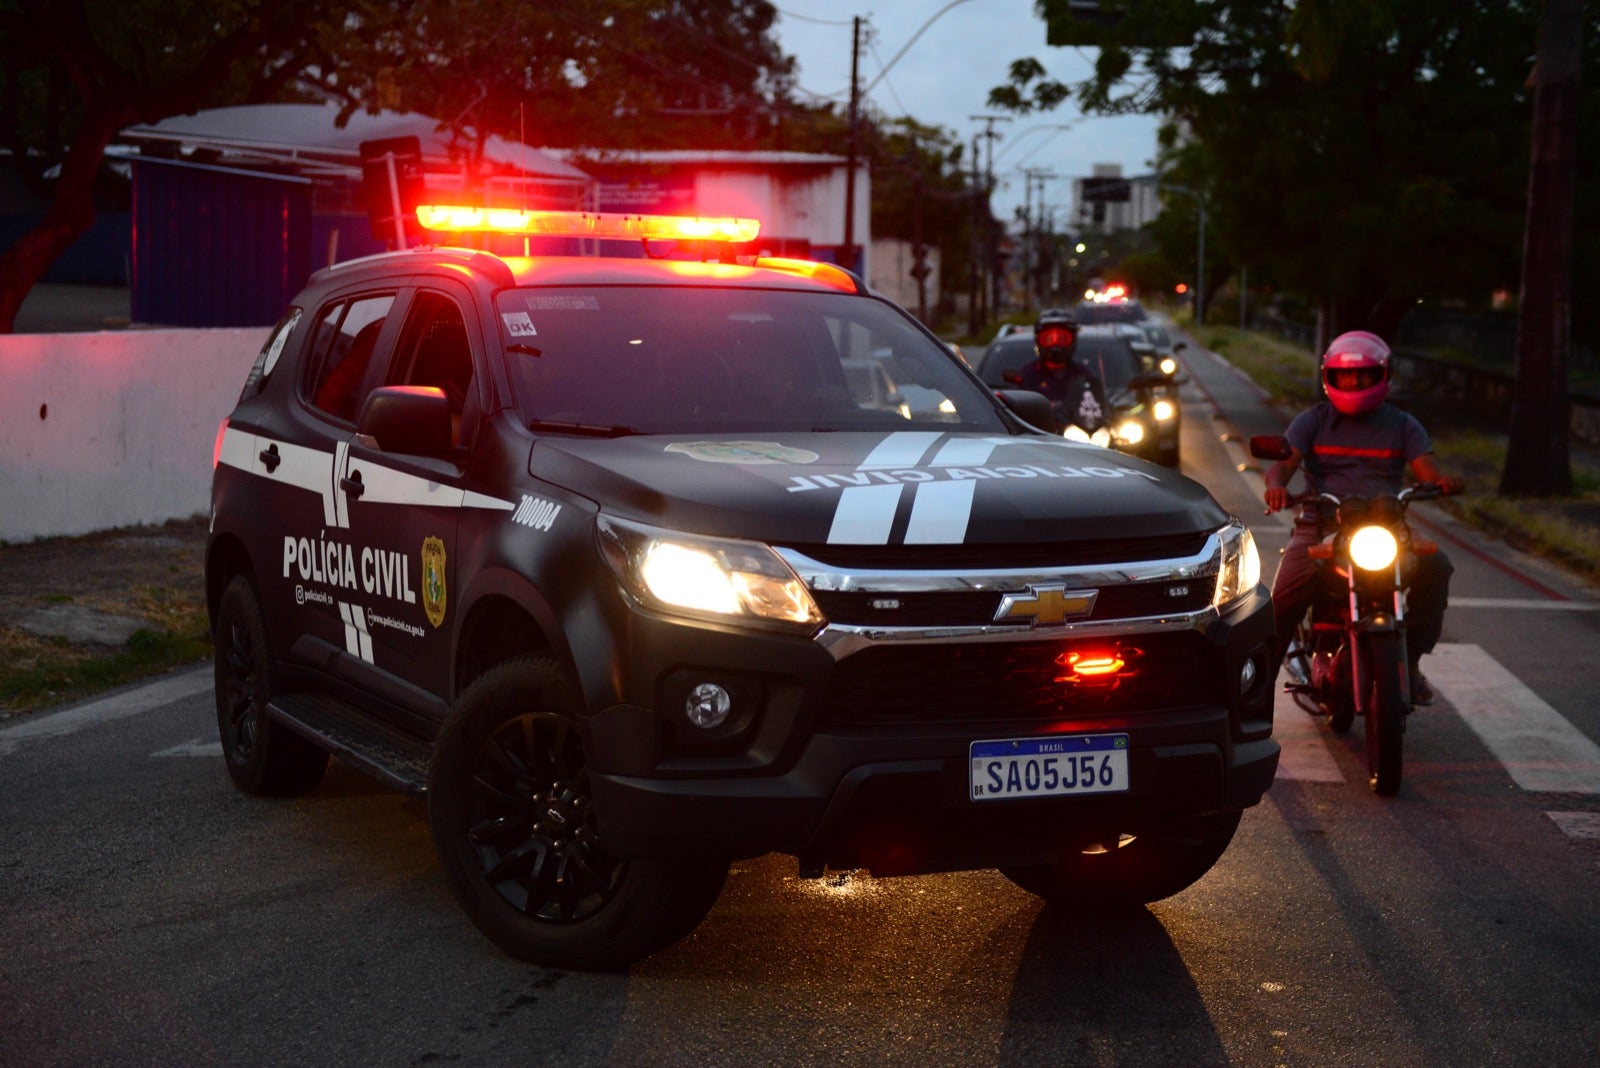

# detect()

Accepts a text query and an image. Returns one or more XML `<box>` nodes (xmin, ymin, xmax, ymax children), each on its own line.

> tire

<box><xmin>1326</xmin><ymin>639</ymin><xmax>1355</xmax><ymax>734</ymax></box>
<box><xmin>1000</xmin><ymin>810</ymin><xmax>1243</xmax><ymax>909</ymax></box>
<box><xmin>1365</xmin><ymin>633</ymin><xmax>1406</xmax><ymax>796</ymax></box>
<box><xmin>213</xmin><ymin>575</ymin><xmax>328</xmax><ymax>796</ymax></box>
<box><xmin>428</xmin><ymin>655</ymin><xmax>728</xmax><ymax>971</ymax></box>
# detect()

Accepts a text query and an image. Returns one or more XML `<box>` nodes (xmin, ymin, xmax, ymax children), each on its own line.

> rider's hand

<box><xmin>1264</xmin><ymin>486</ymin><xmax>1291</xmax><ymax>513</ymax></box>
<box><xmin>1438</xmin><ymin>475</ymin><xmax>1465</xmax><ymax>496</ymax></box>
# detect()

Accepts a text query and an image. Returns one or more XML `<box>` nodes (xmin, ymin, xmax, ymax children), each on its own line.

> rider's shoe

<box><xmin>1409</xmin><ymin>664</ymin><xmax>1435</xmax><ymax>707</ymax></box>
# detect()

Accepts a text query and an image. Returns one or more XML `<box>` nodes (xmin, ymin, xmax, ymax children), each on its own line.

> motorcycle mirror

<box><xmin>1249</xmin><ymin>435</ymin><xmax>1293</xmax><ymax>461</ymax></box>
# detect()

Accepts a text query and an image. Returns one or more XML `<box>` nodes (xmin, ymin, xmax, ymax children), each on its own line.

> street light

<box><xmin>1159</xmin><ymin>183</ymin><xmax>1207</xmax><ymax>325</ymax></box>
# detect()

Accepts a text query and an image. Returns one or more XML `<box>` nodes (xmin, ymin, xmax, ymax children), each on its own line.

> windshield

<box><xmin>495</xmin><ymin>286</ymin><xmax>1007</xmax><ymax>434</ymax></box>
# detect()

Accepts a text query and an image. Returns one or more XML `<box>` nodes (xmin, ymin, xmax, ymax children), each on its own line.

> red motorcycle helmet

<box><xmin>1321</xmin><ymin>330</ymin><xmax>1392</xmax><ymax>415</ymax></box>
<box><xmin>1034</xmin><ymin>307</ymin><xmax>1079</xmax><ymax>371</ymax></box>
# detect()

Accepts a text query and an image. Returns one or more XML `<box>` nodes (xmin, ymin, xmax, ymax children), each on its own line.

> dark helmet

<box><xmin>1321</xmin><ymin>330</ymin><xmax>1392</xmax><ymax>415</ymax></box>
<box><xmin>1034</xmin><ymin>307</ymin><xmax>1079</xmax><ymax>370</ymax></box>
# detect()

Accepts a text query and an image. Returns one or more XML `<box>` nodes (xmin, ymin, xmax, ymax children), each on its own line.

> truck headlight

<box><xmin>598</xmin><ymin>516</ymin><xmax>823</xmax><ymax>631</ymax></box>
<box><xmin>1213</xmin><ymin>523</ymin><xmax>1261</xmax><ymax>608</ymax></box>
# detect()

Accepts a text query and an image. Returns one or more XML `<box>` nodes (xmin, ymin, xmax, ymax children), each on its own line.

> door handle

<box><xmin>258</xmin><ymin>443</ymin><xmax>281</xmax><ymax>472</ymax></box>
<box><xmin>340</xmin><ymin>470</ymin><xmax>365</xmax><ymax>498</ymax></box>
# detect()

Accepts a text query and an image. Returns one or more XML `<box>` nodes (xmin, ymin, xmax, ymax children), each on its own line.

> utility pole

<box><xmin>1022</xmin><ymin>168</ymin><xmax>1055</xmax><ymax>311</ymax></box>
<box><xmin>970</xmin><ymin>114</ymin><xmax>1009</xmax><ymax>325</ymax></box>
<box><xmin>843</xmin><ymin>16</ymin><xmax>863</xmax><ymax>273</ymax></box>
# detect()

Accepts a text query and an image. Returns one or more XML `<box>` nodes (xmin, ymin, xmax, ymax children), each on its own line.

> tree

<box><xmin>0</xmin><ymin>0</ymin><xmax>346</xmax><ymax>334</ymax></box>
<box><xmin>990</xmin><ymin>1</ymin><xmax>1551</xmax><ymax>339</ymax></box>
<box><xmin>1501</xmin><ymin>0</ymin><xmax>1583</xmax><ymax>497</ymax></box>
<box><xmin>0</xmin><ymin>0</ymin><xmax>799</xmax><ymax>335</ymax></box>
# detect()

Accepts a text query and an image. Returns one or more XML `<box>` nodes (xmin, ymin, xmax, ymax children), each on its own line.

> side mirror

<box><xmin>995</xmin><ymin>389</ymin><xmax>1057</xmax><ymax>433</ymax></box>
<box><xmin>1174</xmin><ymin>341</ymin><xmax>1188</xmax><ymax>353</ymax></box>
<box><xmin>1249</xmin><ymin>434</ymin><xmax>1293</xmax><ymax>461</ymax></box>
<box><xmin>356</xmin><ymin>385</ymin><xmax>453</xmax><ymax>458</ymax></box>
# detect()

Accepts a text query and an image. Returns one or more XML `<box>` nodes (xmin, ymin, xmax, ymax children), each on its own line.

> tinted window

<box><xmin>304</xmin><ymin>294</ymin><xmax>396</xmax><ymax>423</ymax></box>
<box><xmin>495</xmin><ymin>287</ymin><xmax>1004</xmax><ymax>434</ymax></box>
<box><xmin>388</xmin><ymin>290</ymin><xmax>475</xmax><ymax>446</ymax></box>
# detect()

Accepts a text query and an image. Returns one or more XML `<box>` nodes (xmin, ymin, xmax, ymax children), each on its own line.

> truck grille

<box><xmin>819</xmin><ymin>631</ymin><xmax>1220</xmax><ymax>729</ymax></box>
<box><xmin>812</xmin><ymin>578</ymin><xmax>1214</xmax><ymax>627</ymax></box>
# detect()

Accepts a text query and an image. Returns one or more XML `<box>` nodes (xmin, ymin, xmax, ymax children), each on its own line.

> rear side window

<box><xmin>303</xmin><ymin>294</ymin><xmax>395</xmax><ymax>423</ymax></box>
<box><xmin>238</xmin><ymin>307</ymin><xmax>302</xmax><ymax>402</ymax></box>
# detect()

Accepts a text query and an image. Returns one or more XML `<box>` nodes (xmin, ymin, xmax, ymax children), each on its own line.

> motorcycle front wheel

<box><xmin>1364</xmin><ymin>632</ymin><xmax>1407</xmax><ymax>796</ymax></box>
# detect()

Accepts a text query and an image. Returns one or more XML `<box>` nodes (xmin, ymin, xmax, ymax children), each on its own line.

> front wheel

<box><xmin>1000</xmin><ymin>810</ymin><xmax>1243</xmax><ymax>909</ymax></box>
<box><xmin>1364</xmin><ymin>632</ymin><xmax>1407</xmax><ymax>796</ymax></box>
<box><xmin>428</xmin><ymin>656</ymin><xmax>728</xmax><ymax>971</ymax></box>
<box><xmin>213</xmin><ymin>575</ymin><xmax>328</xmax><ymax>796</ymax></box>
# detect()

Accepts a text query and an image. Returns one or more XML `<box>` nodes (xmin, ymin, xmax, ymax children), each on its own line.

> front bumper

<box><xmin>584</xmin><ymin>583</ymin><xmax>1277</xmax><ymax>876</ymax></box>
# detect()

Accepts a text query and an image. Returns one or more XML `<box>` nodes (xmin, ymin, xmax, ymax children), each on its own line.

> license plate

<box><xmin>969</xmin><ymin>733</ymin><xmax>1130</xmax><ymax>802</ymax></box>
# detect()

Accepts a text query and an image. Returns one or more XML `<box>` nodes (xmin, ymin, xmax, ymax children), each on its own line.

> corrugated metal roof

<box><xmin>120</xmin><ymin>103</ymin><xmax>590</xmax><ymax>183</ymax></box>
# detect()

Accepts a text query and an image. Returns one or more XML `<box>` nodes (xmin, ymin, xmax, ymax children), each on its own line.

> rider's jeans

<box><xmin>1269</xmin><ymin>521</ymin><xmax>1454</xmax><ymax>679</ymax></box>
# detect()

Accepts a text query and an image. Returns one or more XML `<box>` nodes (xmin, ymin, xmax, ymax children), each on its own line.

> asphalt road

<box><xmin>4</xmin><ymin>331</ymin><xmax>1600</xmax><ymax>1066</ymax></box>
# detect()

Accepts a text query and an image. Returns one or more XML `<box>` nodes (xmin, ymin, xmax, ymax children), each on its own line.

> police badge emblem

<box><xmin>421</xmin><ymin>536</ymin><xmax>447</xmax><ymax>628</ymax></box>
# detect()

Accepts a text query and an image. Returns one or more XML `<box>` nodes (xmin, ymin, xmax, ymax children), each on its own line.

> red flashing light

<box><xmin>1054</xmin><ymin>649</ymin><xmax>1130</xmax><ymax>683</ymax></box>
<box><xmin>1174</xmin><ymin>283</ymin><xmax>1189</xmax><ymax>295</ymax></box>
<box><xmin>755</xmin><ymin>256</ymin><xmax>858</xmax><ymax>293</ymax></box>
<box><xmin>415</xmin><ymin>205</ymin><xmax>760</xmax><ymax>244</ymax></box>
<box><xmin>212</xmin><ymin>418</ymin><xmax>229</xmax><ymax>469</ymax></box>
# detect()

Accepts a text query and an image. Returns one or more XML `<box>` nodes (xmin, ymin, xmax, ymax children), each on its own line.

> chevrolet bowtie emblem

<box><xmin>995</xmin><ymin>585</ymin><xmax>1099</xmax><ymax>626</ymax></box>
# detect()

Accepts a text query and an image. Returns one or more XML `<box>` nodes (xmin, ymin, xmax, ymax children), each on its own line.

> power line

<box><xmin>771</xmin><ymin>6</ymin><xmax>854</xmax><ymax>26</ymax></box>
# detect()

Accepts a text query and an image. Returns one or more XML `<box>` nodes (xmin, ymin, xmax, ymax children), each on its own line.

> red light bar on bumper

<box><xmin>415</xmin><ymin>205</ymin><xmax>761</xmax><ymax>243</ymax></box>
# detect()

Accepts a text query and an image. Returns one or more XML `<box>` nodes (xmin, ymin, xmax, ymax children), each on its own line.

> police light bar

<box><xmin>415</xmin><ymin>205</ymin><xmax>761</xmax><ymax>244</ymax></box>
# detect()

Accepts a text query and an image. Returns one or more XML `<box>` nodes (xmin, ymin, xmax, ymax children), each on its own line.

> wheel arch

<box><xmin>206</xmin><ymin>532</ymin><xmax>259</xmax><ymax>626</ymax></box>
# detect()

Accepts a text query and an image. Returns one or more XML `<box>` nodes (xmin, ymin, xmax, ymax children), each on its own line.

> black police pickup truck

<box><xmin>207</xmin><ymin>207</ymin><xmax>1276</xmax><ymax>970</ymax></box>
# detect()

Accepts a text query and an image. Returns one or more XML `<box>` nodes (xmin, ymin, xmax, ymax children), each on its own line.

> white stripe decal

<box><xmin>930</xmin><ymin>437</ymin><xmax>1001</xmax><ymax>467</ymax></box>
<box><xmin>333</xmin><ymin>440</ymin><xmax>352</xmax><ymax>528</ymax></box>
<box><xmin>904</xmin><ymin>479</ymin><xmax>978</xmax><ymax>544</ymax></box>
<box><xmin>858</xmin><ymin>431</ymin><xmax>942</xmax><ymax>469</ymax></box>
<box><xmin>828</xmin><ymin>484</ymin><xmax>903</xmax><ymax>544</ymax></box>
<box><xmin>1431</xmin><ymin>643</ymin><xmax>1600</xmax><ymax>794</ymax></box>
<box><xmin>339</xmin><ymin>601</ymin><xmax>373</xmax><ymax>662</ymax></box>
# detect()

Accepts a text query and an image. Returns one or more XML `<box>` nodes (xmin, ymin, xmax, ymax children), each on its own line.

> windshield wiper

<box><xmin>527</xmin><ymin>419</ymin><xmax>640</xmax><ymax>438</ymax></box>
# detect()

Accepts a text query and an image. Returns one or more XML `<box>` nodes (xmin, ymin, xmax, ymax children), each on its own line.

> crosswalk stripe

<box><xmin>1271</xmin><ymin>687</ymin><xmax>1344</xmax><ymax>783</ymax></box>
<box><xmin>1450</xmin><ymin>598</ymin><xmax>1600</xmax><ymax>611</ymax></box>
<box><xmin>1431</xmin><ymin>643</ymin><xmax>1600</xmax><ymax>794</ymax></box>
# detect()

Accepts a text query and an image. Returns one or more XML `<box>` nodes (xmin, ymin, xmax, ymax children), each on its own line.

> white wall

<box><xmin>0</xmin><ymin>328</ymin><xmax>264</xmax><ymax>542</ymax></box>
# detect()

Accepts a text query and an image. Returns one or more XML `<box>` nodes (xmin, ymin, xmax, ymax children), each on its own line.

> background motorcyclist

<box><xmin>1015</xmin><ymin>307</ymin><xmax>1108</xmax><ymax>435</ymax></box>
<box><xmin>1263</xmin><ymin>330</ymin><xmax>1464</xmax><ymax>705</ymax></box>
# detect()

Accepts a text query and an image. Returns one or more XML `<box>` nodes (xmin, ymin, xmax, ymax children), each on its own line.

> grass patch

<box><xmin>0</xmin><ymin>623</ymin><xmax>211</xmax><ymax>713</ymax></box>
<box><xmin>1194</xmin><ymin>324</ymin><xmax>1321</xmax><ymax>407</ymax></box>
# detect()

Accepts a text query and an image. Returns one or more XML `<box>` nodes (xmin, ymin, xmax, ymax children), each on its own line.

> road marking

<box><xmin>1449</xmin><ymin>598</ymin><xmax>1600</xmax><ymax>611</ymax></box>
<box><xmin>1546</xmin><ymin>811</ymin><xmax>1600</xmax><ymax>840</ymax></box>
<box><xmin>1431</xmin><ymin>643</ymin><xmax>1600</xmax><ymax>794</ymax></box>
<box><xmin>152</xmin><ymin>738</ymin><xmax>223</xmax><ymax>758</ymax></box>
<box><xmin>1271</xmin><ymin>687</ymin><xmax>1345</xmax><ymax>783</ymax></box>
<box><xmin>0</xmin><ymin>667</ymin><xmax>211</xmax><ymax>758</ymax></box>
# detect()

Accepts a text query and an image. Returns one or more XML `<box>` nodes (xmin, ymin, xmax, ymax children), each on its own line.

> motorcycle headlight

<box><xmin>598</xmin><ymin>516</ymin><xmax>823</xmax><ymax>631</ymax></box>
<box><xmin>1152</xmin><ymin>399</ymin><xmax>1177</xmax><ymax>422</ymax></box>
<box><xmin>1214</xmin><ymin>523</ymin><xmax>1261</xmax><ymax>608</ymax></box>
<box><xmin>1114</xmin><ymin>418</ymin><xmax>1146</xmax><ymax>444</ymax></box>
<box><xmin>1159</xmin><ymin>357</ymin><xmax>1178</xmax><ymax>376</ymax></box>
<box><xmin>1349</xmin><ymin>525</ymin><xmax>1399</xmax><ymax>571</ymax></box>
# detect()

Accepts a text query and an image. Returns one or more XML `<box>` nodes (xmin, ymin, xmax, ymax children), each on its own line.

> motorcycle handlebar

<box><xmin>1276</xmin><ymin>482</ymin><xmax>1456</xmax><ymax>510</ymax></box>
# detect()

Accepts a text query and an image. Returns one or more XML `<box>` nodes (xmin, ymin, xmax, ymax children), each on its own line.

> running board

<box><xmin>268</xmin><ymin>691</ymin><xmax>433</xmax><ymax>796</ymax></box>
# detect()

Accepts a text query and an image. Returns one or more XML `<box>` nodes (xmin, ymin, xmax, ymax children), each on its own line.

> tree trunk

<box><xmin>1501</xmin><ymin>0</ymin><xmax>1581</xmax><ymax>497</ymax></box>
<box><xmin>0</xmin><ymin>106</ymin><xmax>123</xmax><ymax>335</ymax></box>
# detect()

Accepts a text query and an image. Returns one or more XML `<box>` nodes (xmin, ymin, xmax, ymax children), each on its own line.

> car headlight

<box><xmin>1114</xmin><ymin>419</ymin><xmax>1146</xmax><ymax>445</ymax></box>
<box><xmin>1213</xmin><ymin>523</ymin><xmax>1261</xmax><ymax>608</ymax></box>
<box><xmin>1159</xmin><ymin>357</ymin><xmax>1178</xmax><ymax>376</ymax></box>
<box><xmin>1349</xmin><ymin>525</ymin><xmax>1398</xmax><ymax>571</ymax></box>
<box><xmin>1152</xmin><ymin>399</ymin><xmax>1176</xmax><ymax>422</ymax></box>
<box><xmin>598</xmin><ymin>516</ymin><xmax>823</xmax><ymax>631</ymax></box>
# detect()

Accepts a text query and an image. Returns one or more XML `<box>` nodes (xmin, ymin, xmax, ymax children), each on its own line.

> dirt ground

<box><xmin>0</xmin><ymin>517</ymin><xmax>211</xmax><ymax>715</ymax></box>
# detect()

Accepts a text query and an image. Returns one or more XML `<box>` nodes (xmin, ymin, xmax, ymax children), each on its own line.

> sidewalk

<box><xmin>14</xmin><ymin>283</ymin><xmax>132</xmax><ymax>333</ymax></box>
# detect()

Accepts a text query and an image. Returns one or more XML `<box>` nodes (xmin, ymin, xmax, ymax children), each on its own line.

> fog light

<box><xmin>1239</xmin><ymin>658</ymin><xmax>1258</xmax><ymax>694</ymax></box>
<box><xmin>685</xmin><ymin>683</ymin><xmax>733</xmax><ymax>729</ymax></box>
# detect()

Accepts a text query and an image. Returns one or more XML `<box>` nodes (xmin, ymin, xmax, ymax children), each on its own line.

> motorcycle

<box><xmin>1252</xmin><ymin>435</ymin><xmax>1449</xmax><ymax>796</ymax></box>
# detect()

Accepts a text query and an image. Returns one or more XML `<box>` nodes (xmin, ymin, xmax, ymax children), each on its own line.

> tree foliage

<box><xmin>991</xmin><ymin>0</ymin><xmax>1598</xmax><ymax>347</ymax></box>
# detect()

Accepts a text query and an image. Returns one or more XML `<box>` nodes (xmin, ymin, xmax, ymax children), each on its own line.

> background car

<box><xmin>1074</xmin><ymin>299</ymin><xmax>1149</xmax><ymax>324</ymax></box>
<box><xmin>974</xmin><ymin>327</ymin><xmax>1182</xmax><ymax>466</ymax></box>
